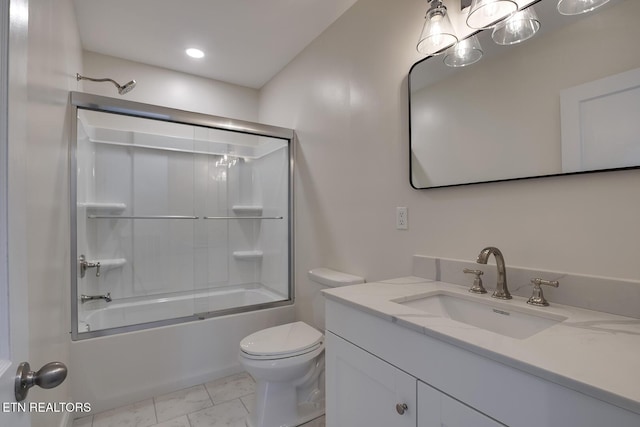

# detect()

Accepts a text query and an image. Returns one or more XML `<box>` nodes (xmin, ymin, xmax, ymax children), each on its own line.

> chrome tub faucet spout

<box><xmin>476</xmin><ymin>246</ymin><xmax>512</xmax><ymax>300</ymax></box>
<box><xmin>80</xmin><ymin>293</ymin><xmax>112</xmax><ymax>304</ymax></box>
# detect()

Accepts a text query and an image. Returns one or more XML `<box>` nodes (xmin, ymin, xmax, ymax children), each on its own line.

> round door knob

<box><xmin>396</xmin><ymin>403</ymin><xmax>408</xmax><ymax>415</ymax></box>
<box><xmin>15</xmin><ymin>361</ymin><xmax>68</xmax><ymax>402</ymax></box>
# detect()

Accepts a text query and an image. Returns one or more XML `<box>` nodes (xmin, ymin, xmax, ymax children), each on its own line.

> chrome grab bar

<box><xmin>203</xmin><ymin>216</ymin><xmax>284</xmax><ymax>220</ymax></box>
<box><xmin>87</xmin><ymin>215</ymin><xmax>284</xmax><ymax>220</ymax></box>
<box><xmin>88</xmin><ymin>215</ymin><xmax>199</xmax><ymax>219</ymax></box>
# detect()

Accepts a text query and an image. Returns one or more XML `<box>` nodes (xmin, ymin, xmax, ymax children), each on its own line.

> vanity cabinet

<box><xmin>326</xmin><ymin>332</ymin><xmax>416</xmax><ymax>426</ymax></box>
<box><xmin>326</xmin><ymin>331</ymin><xmax>502</xmax><ymax>427</ymax></box>
<box><xmin>324</xmin><ymin>297</ymin><xmax>640</xmax><ymax>427</ymax></box>
<box><xmin>418</xmin><ymin>381</ymin><xmax>503</xmax><ymax>427</ymax></box>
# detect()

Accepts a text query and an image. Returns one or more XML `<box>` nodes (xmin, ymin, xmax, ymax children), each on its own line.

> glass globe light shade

<box><xmin>492</xmin><ymin>7</ymin><xmax>540</xmax><ymax>45</ymax></box>
<box><xmin>557</xmin><ymin>0</ymin><xmax>611</xmax><ymax>15</ymax></box>
<box><xmin>466</xmin><ymin>0</ymin><xmax>518</xmax><ymax>29</ymax></box>
<box><xmin>417</xmin><ymin>1</ymin><xmax>458</xmax><ymax>56</ymax></box>
<box><xmin>443</xmin><ymin>36</ymin><xmax>484</xmax><ymax>67</ymax></box>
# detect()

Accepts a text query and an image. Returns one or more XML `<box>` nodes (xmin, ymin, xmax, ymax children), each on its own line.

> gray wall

<box><xmin>258</xmin><ymin>0</ymin><xmax>640</xmax><ymax>327</ymax></box>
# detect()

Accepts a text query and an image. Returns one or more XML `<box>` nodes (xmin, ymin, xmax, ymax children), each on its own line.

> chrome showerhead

<box><xmin>76</xmin><ymin>73</ymin><xmax>137</xmax><ymax>95</ymax></box>
<box><xmin>118</xmin><ymin>80</ymin><xmax>136</xmax><ymax>95</ymax></box>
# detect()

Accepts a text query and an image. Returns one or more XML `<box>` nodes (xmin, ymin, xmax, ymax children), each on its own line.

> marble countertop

<box><xmin>323</xmin><ymin>277</ymin><xmax>640</xmax><ymax>415</ymax></box>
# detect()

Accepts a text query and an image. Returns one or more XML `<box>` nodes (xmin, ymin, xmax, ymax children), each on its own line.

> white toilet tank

<box><xmin>308</xmin><ymin>268</ymin><xmax>365</xmax><ymax>329</ymax></box>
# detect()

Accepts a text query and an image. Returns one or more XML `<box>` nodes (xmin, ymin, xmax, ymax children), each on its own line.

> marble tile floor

<box><xmin>72</xmin><ymin>372</ymin><xmax>325</xmax><ymax>427</ymax></box>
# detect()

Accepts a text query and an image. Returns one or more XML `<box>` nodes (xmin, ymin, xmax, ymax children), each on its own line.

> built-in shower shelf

<box><xmin>79</xmin><ymin>202</ymin><xmax>127</xmax><ymax>214</ymax></box>
<box><xmin>232</xmin><ymin>205</ymin><xmax>263</xmax><ymax>215</ymax></box>
<box><xmin>233</xmin><ymin>251</ymin><xmax>263</xmax><ymax>261</ymax></box>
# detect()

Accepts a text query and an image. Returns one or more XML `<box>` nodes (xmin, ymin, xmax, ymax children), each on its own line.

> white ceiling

<box><xmin>73</xmin><ymin>0</ymin><xmax>358</xmax><ymax>89</ymax></box>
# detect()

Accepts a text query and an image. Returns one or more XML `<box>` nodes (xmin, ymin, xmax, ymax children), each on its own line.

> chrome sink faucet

<box><xmin>476</xmin><ymin>247</ymin><xmax>512</xmax><ymax>300</ymax></box>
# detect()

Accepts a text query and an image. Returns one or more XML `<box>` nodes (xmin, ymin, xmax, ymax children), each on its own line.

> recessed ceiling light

<box><xmin>185</xmin><ymin>48</ymin><xmax>205</xmax><ymax>59</ymax></box>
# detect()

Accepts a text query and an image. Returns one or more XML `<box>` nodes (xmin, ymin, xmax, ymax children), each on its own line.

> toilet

<box><xmin>239</xmin><ymin>268</ymin><xmax>364</xmax><ymax>427</ymax></box>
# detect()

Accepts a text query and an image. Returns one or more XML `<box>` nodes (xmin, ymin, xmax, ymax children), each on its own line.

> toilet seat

<box><xmin>240</xmin><ymin>321</ymin><xmax>323</xmax><ymax>360</ymax></box>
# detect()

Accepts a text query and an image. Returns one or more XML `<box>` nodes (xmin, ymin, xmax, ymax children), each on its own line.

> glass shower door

<box><xmin>197</xmin><ymin>130</ymin><xmax>291</xmax><ymax>316</ymax></box>
<box><xmin>75</xmin><ymin>109</ymin><xmax>200</xmax><ymax>334</ymax></box>
<box><xmin>71</xmin><ymin>92</ymin><xmax>294</xmax><ymax>340</ymax></box>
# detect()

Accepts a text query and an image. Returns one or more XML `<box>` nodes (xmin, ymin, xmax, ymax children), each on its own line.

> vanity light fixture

<box><xmin>417</xmin><ymin>0</ymin><xmax>458</xmax><ymax>56</ymax></box>
<box><xmin>185</xmin><ymin>48</ymin><xmax>205</xmax><ymax>59</ymax></box>
<box><xmin>466</xmin><ymin>0</ymin><xmax>518</xmax><ymax>29</ymax></box>
<box><xmin>557</xmin><ymin>0</ymin><xmax>611</xmax><ymax>15</ymax></box>
<box><xmin>491</xmin><ymin>6</ymin><xmax>540</xmax><ymax>45</ymax></box>
<box><xmin>443</xmin><ymin>35</ymin><xmax>483</xmax><ymax>67</ymax></box>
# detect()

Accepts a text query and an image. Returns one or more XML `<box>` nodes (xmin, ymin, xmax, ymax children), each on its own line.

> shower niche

<box><xmin>70</xmin><ymin>92</ymin><xmax>294</xmax><ymax>340</ymax></box>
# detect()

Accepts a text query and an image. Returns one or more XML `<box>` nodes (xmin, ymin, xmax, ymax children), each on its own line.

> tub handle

<box><xmin>79</xmin><ymin>254</ymin><xmax>101</xmax><ymax>278</ymax></box>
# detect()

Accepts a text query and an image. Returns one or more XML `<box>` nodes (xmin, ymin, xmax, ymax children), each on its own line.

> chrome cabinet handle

<box><xmin>15</xmin><ymin>361</ymin><xmax>68</xmax><ymax>402</ymax></box>
<box><xmin>396</xmin><ymin>403</ymin><xmax>408</xmax><ymax>415</ymax></box>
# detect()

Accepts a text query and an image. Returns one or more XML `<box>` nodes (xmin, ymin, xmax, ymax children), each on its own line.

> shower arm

<box><xmin>76</xmin><ymin>73</ymin><xmax>136</xmax><ymax>95</ymax></box>
<box><xmin>76</xmin><ymin>74</ymin><xmax>120</xmax><ymax>86</ymax></box>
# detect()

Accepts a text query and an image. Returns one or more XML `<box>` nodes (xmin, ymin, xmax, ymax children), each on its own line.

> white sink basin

<box><xmin>395</xmin><ymin>291</ymin><xmax>567</xmax><ymax>339</ymax></box>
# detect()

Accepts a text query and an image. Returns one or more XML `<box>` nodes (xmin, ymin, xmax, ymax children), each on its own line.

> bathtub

<box><xmin>79</xmin><ymin>284</ymin><xmax>286</xmax><ymax>332</ymax></box>
<box><xmin>70</xmin><ymin>289</ymin><xmax>295</xmax><ymax>414</ymax></box>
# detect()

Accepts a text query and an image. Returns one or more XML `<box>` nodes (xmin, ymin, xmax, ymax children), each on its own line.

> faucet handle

<box><xmin>79</xmin><ymin>255</ymin><xmax>101</xmax><ymax>278</ymax></box>
<box><xmin>463</xmin><ymin>268</ymin><xmax>487</xmax><ymax>294</ymax></box>
<box><xmin>527</xmin><ymin>278</ymin><xmax>559</xmax><ymax>306</ymax></box>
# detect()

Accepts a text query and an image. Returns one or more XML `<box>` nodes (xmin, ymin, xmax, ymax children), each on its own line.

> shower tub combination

<box><xmin>78</xmin><ymin>284</ymin><xmax>282</xmax><ymax>332</ymax></box>
<box><xmin>69</xmin><ymin>92</ymin><xmax>295</xmax><ymax>412</ymax></box>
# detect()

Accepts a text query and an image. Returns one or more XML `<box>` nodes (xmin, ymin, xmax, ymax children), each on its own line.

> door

<box><xmin>560</xmin><ymin>67</ymin><xmax>640</xmax><ymax>173</ymax></box>
<box><xmin>0</xmin><ymin>0</ymin><xmax>31</xmax><ymax>424</ymax></box>
<box><xmin>326</xmin><ymin>331</ymin><xmax>416</xmax><ymax>427</ymax></box>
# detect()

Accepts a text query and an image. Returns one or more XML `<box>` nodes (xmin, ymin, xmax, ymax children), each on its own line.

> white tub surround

<box><xmin>70</xmin><ymin>305</ymin><xmax>294</xmax><ymax>414</ymax></box>
<box><xmin>323</xmin><ymin>277</ymin><xmax>640</xmax><ymax>426</ymax></box>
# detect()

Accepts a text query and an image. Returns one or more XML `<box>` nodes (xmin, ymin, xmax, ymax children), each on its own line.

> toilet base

<box><xmin>245</xmin><ymin>402</ymin><xmax>325</xmax><ymax>427</ymax></box>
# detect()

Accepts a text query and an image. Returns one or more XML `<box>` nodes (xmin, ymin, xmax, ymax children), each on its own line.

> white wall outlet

<box><xmin>396</xmin><ymin>207</ymin><xmax>408</xmax><ymax>230</ymax></box>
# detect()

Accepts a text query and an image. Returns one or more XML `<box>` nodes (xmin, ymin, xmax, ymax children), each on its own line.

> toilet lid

<box><xmin>240</xmin><ymin>321</ymin><xmax>323</xmax><ymax>357</ymax></box>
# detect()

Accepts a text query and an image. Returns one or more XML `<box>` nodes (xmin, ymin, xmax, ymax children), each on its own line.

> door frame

<box><xmin>0</xmin><ymin>0</ymin><xmax>31</xmax><ymax>425</ymax></box>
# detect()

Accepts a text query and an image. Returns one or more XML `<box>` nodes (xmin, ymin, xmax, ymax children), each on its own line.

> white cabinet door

<box><xmin>326</xmin><ymin>332</ymin><xmax>416</xmax><ymax>427</ymax></box>
<box><xmin>418</xmin><ymin>381</ymin><xmax>504</xmax><ymax>427</ymax></box>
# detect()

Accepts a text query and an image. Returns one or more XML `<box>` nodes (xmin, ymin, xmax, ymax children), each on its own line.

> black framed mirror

<box><xmin>409</xmin><ymin>0</ymin><xmax>640</xmax><ymax>189</ymax></box>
